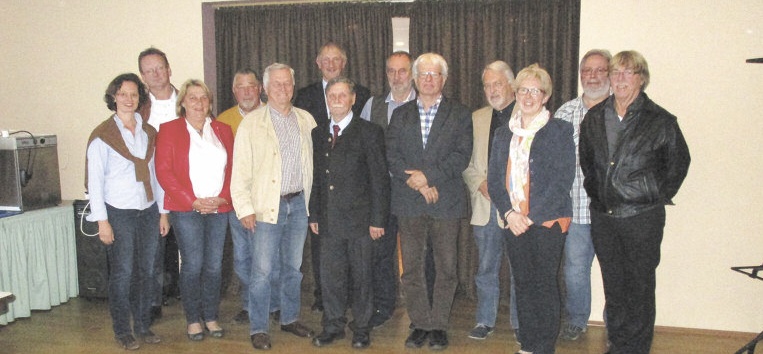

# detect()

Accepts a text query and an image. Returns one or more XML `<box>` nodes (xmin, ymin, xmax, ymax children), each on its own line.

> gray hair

<box><xmin>482</xmin><ymin>60</ymin><xmax>515</xmax><ymax>83</ymax></box>
<box><xmin>580</xmin><ymin>49</ymin><xmax>612</xmax><ymax>68</ymax></box>
<box><xmin>232</xmin><ymin>68</ymin><xmax>262</xmax><ymax>88</ymax></box>
<box><xmin>413</xmin><ymin>53</ymin><xmax>449</xmax><ymax>78</ymax></box>
<box><xmin>262</xmin><ymin>63</ymin><xmax>295</xmax><ymax>88</ymax></box>
<box><xmin>325</xmin><ymin>77</ymin><xmax>356</xmax><ymax>95</ymax></box>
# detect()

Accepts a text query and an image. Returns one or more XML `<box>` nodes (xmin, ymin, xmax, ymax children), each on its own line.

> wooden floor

<box><xmin>0</xmin><ymin>292</ymin><xmax>758</xmax><ymax>354</ymax></box>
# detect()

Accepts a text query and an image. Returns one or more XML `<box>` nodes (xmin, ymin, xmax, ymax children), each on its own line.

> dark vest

<box><xmin>370</xmin><ymin>95</ymin><xmax>390</xmax><ymax>131</ymax></box>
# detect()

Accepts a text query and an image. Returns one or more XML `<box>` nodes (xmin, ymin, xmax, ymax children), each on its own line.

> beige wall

<box><xmin>1</xmin><ymin>0</ymin><xmax>762</xmax><ymax>332</ymax></box>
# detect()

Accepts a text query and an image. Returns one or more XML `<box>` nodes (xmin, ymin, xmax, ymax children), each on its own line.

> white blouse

<box><xmin>186</xmin><ymin>117</ymin><xmax>227</xmax><ymax>198</ymax></box>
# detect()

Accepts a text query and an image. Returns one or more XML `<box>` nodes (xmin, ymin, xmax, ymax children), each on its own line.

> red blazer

<box><xmin>155</xmin><ymin>117</ymin><xmax>234</xmax><ymax>213</ymax></box>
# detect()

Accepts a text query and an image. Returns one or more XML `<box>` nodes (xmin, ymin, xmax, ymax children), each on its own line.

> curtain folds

<box><xmin>215</xmin><ymin>2</ymin><xmax>404</xmax><ymax>111</ymax></box>
<box><xmin>409</xmin><ymin>0</ymin><xmax>581</xmax><ymax>112</ymax></box>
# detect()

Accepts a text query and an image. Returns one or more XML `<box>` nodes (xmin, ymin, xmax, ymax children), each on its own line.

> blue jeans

<box><xmin>171</xmin><ymin>210</ymin><xmax>228</xmax><ymax>324</ymax></box>
<box><xmin>563</xmin><ymin>222</ymin><xmax>594</xmax><ymax>328</ymax></box>
<box><xmin>473</xmin><ymin>205</ymin><xmax>519</xmax><ymax>329</ymax></box>
<box><xmin>229</xmin><ymin>212</ymin><xmax>281</xmax><ymax>312</ymax></box>
<box><xmin>105</xmin><ymin>203</ymin><xmax>159</xmax><ymax>337</ymax></box>
<box><xmin>249</xmin><ymin>193</ymin><xmax>308</xmax><ymax>334</ymax></box>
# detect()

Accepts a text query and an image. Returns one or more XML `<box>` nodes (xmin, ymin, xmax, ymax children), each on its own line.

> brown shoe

<box><xmin>281</xmin><ymin>321</ymin><xmax>314</xmax><ymax>338</ymax></box>
<box><xmin>251</xmin><ymin>333</ymin><xmax>271</xmax><ymax>350</ymax></box>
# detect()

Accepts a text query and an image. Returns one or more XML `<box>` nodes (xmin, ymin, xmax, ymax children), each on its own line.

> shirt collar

<box><xmin>330</xmin><ymin>112</ymin><xmax>353</xmax><ymax>134</ymax></box>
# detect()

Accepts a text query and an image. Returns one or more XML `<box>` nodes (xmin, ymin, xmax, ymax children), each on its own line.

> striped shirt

<box><xmin>554</xmin><ymin>96</ymin><xmax>591</xmax><ymax>224</ymax></box>
<box><xmin>269</xmin><ymin>106</ymin><xmax>303</xmax><ymax>195</ymax></box>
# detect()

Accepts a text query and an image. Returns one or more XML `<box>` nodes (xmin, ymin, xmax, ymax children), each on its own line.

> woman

<box><xmin>579</xmin><ymin>51</ymin><xmax>690</xmax><ymax>354</ymax></box>
<box><xmin>155</xmin><ymin>79</ymin><xmax>234</xmax><ymax>341</ymax></box>
<box><xmin>487</xmin><ymin>64</ymin><xmax>575</xmax><ymax>354</ymax></box>
<box><xmin>86</xmin><ymin>73</ymin><xmax>170</xmax><ymax>350</ymax></box>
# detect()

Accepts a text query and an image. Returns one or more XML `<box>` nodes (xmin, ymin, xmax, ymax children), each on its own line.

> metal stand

<box><xmin>731</xmin><ymin>263</ymin><xmax>763</xmax><ymax>354</ymax></box>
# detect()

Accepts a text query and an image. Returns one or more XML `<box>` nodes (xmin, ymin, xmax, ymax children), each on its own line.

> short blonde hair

<box><xmin>611</xmin><ymin>50</ymin><xmax>650</xmax><ymax>90</ymax></box>
<box><xmin>512</xmin><ymin>63</ymin><xmax>552</xmax><ymax>98</ymax></box>
<box><xmin>176</xmin><ymin>79</ymin><xmax>214</xmax><ymax>118</ymax></box>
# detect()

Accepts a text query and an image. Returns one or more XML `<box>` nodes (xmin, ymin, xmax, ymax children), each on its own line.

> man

<box><xmin>309</xmin><ymin>77</ymin><xmax>390</xmax><ymax>349</ymax></box>
<box><xmin>359</xmin><ymin>51</ymin><xmax>418</xmax><ymax>328</ymax></box>
<box><xmin>386</xmin><ymin>53</ymin><xmax>472</xmax><ymax>351</ymax></box>
<box><xmin>231</xmin><ymin>63</ymin><xmax>317</xmax><ymax>351</ymax></box>
<box><xmin>554</xmin><ymin>49</ymin><xmax>612</xmax><ymax>341</ymax></box>
<box><xmin>294</xmin><ymin>41</ymin><xmax>371</xmax><ymax>312</ymax></box>
<box><xmin>137</xmin><ymin>47</ymin><xmax>179</xmax><ymax>322</ymax></box>
<box><xmin>216</xmin><ymin>68</ymin><xmax>270</xmax><ymax>325</ymax></box>
<box><xmin>462</xmin><ymin>60</ymin><xmax>519</xmax><ymax>340</ymax></box>
<box><xmin>580</xmin><ymin>50</ymin><xmax>690</xmax><ymax>354</ymax></box>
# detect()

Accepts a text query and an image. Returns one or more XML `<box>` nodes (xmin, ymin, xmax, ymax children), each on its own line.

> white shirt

<box><xmin>186</xmin><ymin>118</ymin><xmax>227</xmax><ymax>198</ymax></box>
<box><xmin>147</xmin><ymin>90</ymin><xmax>177</xmax><ymax>131</ymax></box>
<box><xmin>329</xmin><ymin>112</ymin><xmax>353</xmax><ymax>135</ymax></box>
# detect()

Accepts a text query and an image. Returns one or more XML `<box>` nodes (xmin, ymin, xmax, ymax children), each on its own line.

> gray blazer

<box><xmin>385</xmin><ymin>96</ymin><xmax>473</xmax><ymax>219</ymax></box>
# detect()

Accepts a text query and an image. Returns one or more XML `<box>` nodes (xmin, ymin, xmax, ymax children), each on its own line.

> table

<box><xmin>0</xmin><ymin>202</ymin><xmax>78</xmax><ymax>325</ymax></box>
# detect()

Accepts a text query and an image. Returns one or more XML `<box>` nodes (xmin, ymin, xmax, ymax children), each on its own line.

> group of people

<box><xmin>85</xmin><ymin>42</ymin><xmax>690</xmax><ymax>354</ymax></box>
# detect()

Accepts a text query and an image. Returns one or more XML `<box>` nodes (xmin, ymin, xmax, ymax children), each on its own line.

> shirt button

<box><xmin>607</xmin><ymin>210</ymin><xmax>613</xmax><ymax>214</ymax></box>
<box><xmin>325</xmin><ymin>153</ymin><xmax>329</xmax><ymax>157</ymax></box>
<box><xmin>610</xmin><ymin>161</ymin><xmax>615</xmax><ymax>166</ymax></box>
<box><xmin>329</xmin><ymin>185</ymin><xmax>334</xmax><ymax>190</ymax></box>
<box><xmin>326</xmin><ymin>170</ymin><xmax>329</xmax><ymax>174</ymax></box>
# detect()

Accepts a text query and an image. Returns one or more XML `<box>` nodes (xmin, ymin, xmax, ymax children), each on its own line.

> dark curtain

<box><xmin>215</xmin><ymin>2</ymin><xmax>404</xmax><ymax>112</ymax></box>
<box><xmin>409</xmin><ymin>0</ymin><xmax>581</xmax><ymax>113</ymax></box>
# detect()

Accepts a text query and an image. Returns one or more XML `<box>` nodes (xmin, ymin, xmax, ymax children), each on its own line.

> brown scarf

<box><xmin>85</xmin><ymin>116</ymin><xmax>157</xmax><ymax>200</ymax></box>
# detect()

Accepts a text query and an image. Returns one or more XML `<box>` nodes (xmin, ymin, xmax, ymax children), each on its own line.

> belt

<box><xmin>280</xmin><ymin>190</ymin><xmax>303</xmax><ymax>201</ymax></box>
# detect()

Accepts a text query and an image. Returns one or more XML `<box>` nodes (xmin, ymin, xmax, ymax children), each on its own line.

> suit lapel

<box><xmin>424</xmin><ymin>97</ymin><xmax>450</xmax><ymax>151</ymax></box>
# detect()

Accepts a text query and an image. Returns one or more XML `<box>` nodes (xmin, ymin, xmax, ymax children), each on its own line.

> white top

<box><xmin>186</xmin><ymin>118</ymin><xmax>227</xmax><ymax>198</ymax></box>
<box><xmin>147</xmin><ymin>90</ymin><xmax>178</xmax><ymax>131</ymax></box>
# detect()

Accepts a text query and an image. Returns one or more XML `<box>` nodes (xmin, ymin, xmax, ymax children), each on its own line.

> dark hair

<box><xmin>138</xmin><ymin>47</ymin><xmax>170</xmax><ymax>73</ymax></box>
<box><xmin>325</xmin><ymin>77</ymin><xmax>356</xmax><ymax>95</ymax></box>
<box><xmin>104</xmin><ymin>73</ymin><xmax>149</xmax><ymax>112</ymax></box>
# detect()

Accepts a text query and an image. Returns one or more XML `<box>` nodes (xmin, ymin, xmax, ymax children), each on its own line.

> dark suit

<box><xmin>385</xmin><ymin>96</ymin><xmax>472</xmax><ymax>331</ymax></box>
<box><xmin>308</xmin><ymin>116</ymin><xmax>390</xmax><ymax>334</ymax></box>
<box><xmin>294</xmin><ymin>80</ymin><xmax>371</xmax><ymax>308</ymax></box>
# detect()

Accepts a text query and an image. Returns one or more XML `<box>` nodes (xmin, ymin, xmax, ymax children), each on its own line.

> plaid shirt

<box><xmin>417</xmin><ymin>95</ymin><xmax>442</xmax><ymax>148</ymax></box>
<box><xmin>554</xmin><ymin>96</ymin><xmax>591</xmax><ymax>224</ymax></box>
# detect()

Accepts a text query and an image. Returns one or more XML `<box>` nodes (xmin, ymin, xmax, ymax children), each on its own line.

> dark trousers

<box><xmin>310</xmin><ymin>227</ymin><xmax>323</xmax><ymax>306</ymax></box>
<box><xmin>505</xmin><ymin>223</ymin><xmax>565</xmax><ymax>354</ymax></box>
<box><xmin>371</xmin><ymin>214</ymin><xmax>398</xmax><ymax>318</ymax></box>
<box><xmin>591</xmin><ymin>207</ymin><xmax>665</xmax><ymax>354</ymax></box>
<box><xmin>399</xmin><ymin>215</ymin><xmax>459</xmax><ymax>330</ymax></box>
<box><xmin>319</xmin><ymin>231</ymin><xmax>374</xmax><ymax>334</ymax></box>
<box><xmin>105</xmin><ymin>203</ymin><xmax>159</xmax><ymax>337</ymax></box>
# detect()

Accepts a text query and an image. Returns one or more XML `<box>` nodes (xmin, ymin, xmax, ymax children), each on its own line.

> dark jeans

<box><xmin>371</xmin><ymin>214</ymin><xmax>398</xmax><ymax>318</ymax></box>
<box><xmin>592</xmin><ymin>207</ymin><xmax>665</xmax><ymax>354</ymax></box>
<box><xmin>399</xmin><ymin>215</ymin><xmax>459</xmax><ymax>330</ymax></box>
<box><xmin>506</xmin><ymin>223</ymin><xmax>565</xmax><ymax>354</ymax></box>
<box><xmin>320</xmin><ymin>231</ymin><xmax>374</xmax><ymax>334</ymax></box>
<box><xmin>171</xmin><ymin>210</ymin><xmax>228</xmax><ymax>324</ymax></box>
<box><xmin>105</xmin><ymin>203</ymin><xmax>160</xmax><ymax>337</ymax></box>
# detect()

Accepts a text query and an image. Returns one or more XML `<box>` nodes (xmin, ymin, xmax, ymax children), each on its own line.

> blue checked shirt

<box><xmin>417</xmin><ymin>95</ymin><xmax>442</xmax><ymax>148</ymax></box>
<box><xmin>554</xmin><ymin>96</ymin><xmax>591</xmax><ymax>224</ymax></box>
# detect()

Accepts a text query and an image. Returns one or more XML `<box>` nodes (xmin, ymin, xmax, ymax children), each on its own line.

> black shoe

<box><xmin>251</xmin><ymin>333</ymin><xmax>271</xmax><ymax>350</ymax></box>
<box><xmin>233</xmin><ymin>309</ymin><xmax>249</xmax><ymax>324</ymax></box>
<box><xmin>312</xmin><ymin>331</ymin><xmax>346</xmax><ymax>347</ymax></box>
<box><xmin>137</xmin><ymin>330</ymin><xmax>161</xmax><ymax>344</ymax></box>
<box><xmin>115</xmin><ymin>334</ymin><xmax>140</xmax><ymax>350</ymax></box>
<box><xmin>429</xmin><ymin>330</ymin><xmax>448</xmax><ymax>350</ymax></box>
<box><xmin>204</xmin><ymin>323</ymin><xmax>225</xmax><ymax>338</ymax></box>
<box><xmin>405</xmin><ymin>329</ymin><xmax>430</xmax><ymax>348</ymax></box>
<box><xmin>311</xmin><ymin>301</ymin><xmax>324</xmax><ymax>312</ymax></box>
<box><xmin>187</xmin><ymin>331</ymin><xmax>204</xmax><ymax>341</ymax></box>
<box><xmin>352</xmin><ymin>332</ymin><xmax>371</xmax><ymax>349</ymax></box>
<box><xmin>281</xmin><ymin>321</ymin><xmax>315</xmax><ymax>338</ymax></box>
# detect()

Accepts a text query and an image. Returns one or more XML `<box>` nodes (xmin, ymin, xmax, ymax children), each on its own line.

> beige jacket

<box><xmin>462</xmin><ymin>106</ymin><xmax>494</xmax><ymax>226</ymax></box>
<box><xmin>230</xmin><ymin>105</ymin><xmax>317</xmax><ymax>224</ymax></box>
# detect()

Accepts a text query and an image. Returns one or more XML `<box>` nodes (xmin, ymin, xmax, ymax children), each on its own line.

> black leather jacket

<box><xmin>580</xmin><ymin>93</ymin><xmax>690</xmax><ymax>217</ymax></box>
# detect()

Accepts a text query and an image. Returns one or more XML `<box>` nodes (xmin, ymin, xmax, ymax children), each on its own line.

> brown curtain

<box><xmin>215</xmin><ymin>2</ymin><xmax>405</xmax><ymax>111</ymax></box>
<box><xmin>409</xmin><ymin>0</ymin><xmax>581</xmax><ymax>113</ymax></box>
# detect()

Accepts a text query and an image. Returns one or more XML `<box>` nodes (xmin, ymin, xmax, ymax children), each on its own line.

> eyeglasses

<box><xmin>417</xmin><ymin>71</ymin><xmax>442</xmax><ymax>79</ymax></box>
<box><xmin>581</xmin><ymin>67</ymin><xmax>608</xmax><ymax>76</ymax></box>
<box><xmin>611</xmin><ymin>69</ymin><xmax>638</xmax><ymax>78</ymax></box>
<box><xmin>516</xmin><ymin>87</ymin><xmax>544</xmax><ymax>98</ymax></box>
